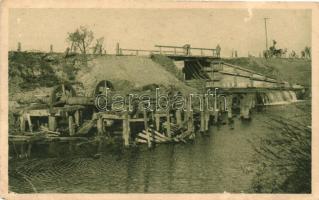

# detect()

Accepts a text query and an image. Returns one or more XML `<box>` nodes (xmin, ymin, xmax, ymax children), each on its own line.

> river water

<box><xmin>9</xmin><ymin>103</ymin><xmax>309</xmax><ymax>193</ymax></box>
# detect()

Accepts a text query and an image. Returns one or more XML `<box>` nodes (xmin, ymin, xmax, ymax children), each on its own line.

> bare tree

<box><xmin>67</xmin><ymin>26</ymin><xmax>94</xmax><ymax>55</ymax></box>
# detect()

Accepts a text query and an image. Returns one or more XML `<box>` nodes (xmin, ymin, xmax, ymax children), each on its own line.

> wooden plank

<box><xmin>27</xmin><ymin>109</ymin><xmax>49</xmax><ymax>116</ymax></box>
<box><xmin>128</xmin><ymin>118</ymin><xmax>144</xmax><ymax>122</ymax></box>
<box><xmin>136</xmin><ymin>138</ymin><xmax>147</xmax><ymax>144</ymax></box>
<box><xmin>77</xmin><ymin>119</ymin><xmax>96</xmax><ymax>135</ymax></box>
<box><xmin>100</xmin><ymin>113</ymin><xmax>124</xmax><ymax>120</ymax></box>
<box><xmin>139</xmin><ymin>132</ymin><xmax>166</xmax><ymax>143</ymax></box>
<box><xmin>142</xmin><ymin>131</ymin><xmax>167</xmax><ymax>142</ymax></box>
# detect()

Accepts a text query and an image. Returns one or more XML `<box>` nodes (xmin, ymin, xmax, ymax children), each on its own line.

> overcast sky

<box><xmin>9</xmin><ymin>9</ymin><xmax>311</xmax><ymax>57</ymax></box>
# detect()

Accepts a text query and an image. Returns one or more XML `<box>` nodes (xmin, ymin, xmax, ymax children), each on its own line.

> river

<box><xmin>9</xmin><ymin>103</ymin><xmax>310</xmax><ymax>193</ymax></box>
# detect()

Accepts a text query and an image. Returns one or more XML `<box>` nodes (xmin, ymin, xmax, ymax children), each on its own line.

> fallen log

<box><xmin>137</xmin><ymin>132</ymin><xmax>163</xmax><ymax>143</ymax></box>
<box><xmin>142</xmin><ymin>130</ymin><xmax>167</xmax><ymax>142</ymax></box>
<box><xmin>136</xmin><ymin>138</ymin><xmax>147</xmax><ymax>144</ymax></box>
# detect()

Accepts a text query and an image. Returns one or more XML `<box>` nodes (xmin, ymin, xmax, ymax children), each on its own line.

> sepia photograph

<box><xmin>0</xmin><ymin>2</ymin><xmax>317</xmax><ymax>197</ymax></box>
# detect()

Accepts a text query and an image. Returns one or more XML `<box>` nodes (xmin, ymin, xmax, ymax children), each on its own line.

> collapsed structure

<box><xmin>9</xmin><ymin>44</ymin><xmax>305</xmax><ymax>159</ymax></box>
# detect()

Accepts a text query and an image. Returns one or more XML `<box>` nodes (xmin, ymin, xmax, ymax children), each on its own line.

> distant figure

<box><xmin>304</xmin><ymin>46</ymin><xmax>311</xmax><ymax>59</ymax></box>
<box><xmin>234</xmin><ymin>50</ymin><xmax>238</xmax><ymax>58</ymax></box>
<box><xmin>17</xmin><ymin>42</ymin><xmax>21</xmax><ymax>52</ymax></box>
<box><xmin>183</xmin><ymin>44</ymin><xmax>191</xmax><ymax>56</ymax></box>
<box><xmin>216</xmin><ymin>44</ymin><xmax>221</xmax><ymax>57</ymax></box>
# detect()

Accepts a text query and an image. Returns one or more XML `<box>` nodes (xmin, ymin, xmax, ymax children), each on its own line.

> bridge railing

<box><xmin>118</xmin><ymin>48</ymin><xmax>160</xmax><ymax>56</ymax></box>
<box><xmin>154</xmin><ymin>45</ymin><xmax>219</xmax><ymax>57</ymax></box>
<box><xmin>116</xmin><ymin>45</ymin><xmax>219</xmax><ymax>58</ymax></box>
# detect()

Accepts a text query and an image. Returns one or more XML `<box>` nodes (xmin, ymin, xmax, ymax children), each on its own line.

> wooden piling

<box><xmin>26</xmin><ymin>114</ymin><xmax>33</xmax><ymax>132</ymax></box>
<box><xmin>97</xmin><ymin>115</ymin><xmax>103</xmax><ymax>136</ymax></box>
<box><xmin>186</xmin><ymin>99</ymin><xmax>194</xmax><ymax>133</ymax></box>
<box><xmin>226</xmin><ymin>95</ymin><xmax>233</xmax><ymax>119</ymax></box>
<box><xmin>123</xmin><ymin>111</ymin><xmax>130</xmax><ymax>147</ymax></box>
<box><xmin>240</xmin><ymin>94</ymin><xmax>251</xmax><ymax>119</ymax></box>
<box><xmin>155</xmin><ymin>113</ymin><xmax>160</xmax><ymax>131</ymax></box>
<box><xmin>143</xmin><ymin>110</ymin><xmax>152</xmax><ymax>148</ymax></box>
<box><xmin>74</xmin><ymin>110</ymin><xmax>81</xmax><ymax>126</ymax></box>
<box><xmin>204</xmin><ymin>111</ymin><xmax>210</xmax><ymax>131</ymax></box>
<box><xmin>176</xmin><ymin>110</ymin><xmax>182</xmax><ymax>126</ymax></box>
<box><xmin>143</xmin><ymin>110</ymin><xmax>148</xmax><ymax>130</ymax></box>
<box><xmin>68</xmin><ymin>115</ymin><xmax>75</xmax><ymax>136</ymax></box>
<box><xmin>20</xmin><ymin>115</ymin><xmax>25</xmax><ymax>131</ymax></box>
<box><xmin>48</xmin><ymin>116</ymin><xmax>57</xmax><ymax>131</ymax></box>
<box><xmin>166</xmin><ymin>112</ymin><xmax>171</xmax><ymax>137</ymax></box>
<box><xmin>200</xmin><ymin>110</ymin><xmax>205</xmax><ymax>132</ymax></box>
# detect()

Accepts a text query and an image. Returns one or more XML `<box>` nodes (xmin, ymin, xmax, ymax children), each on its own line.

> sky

<box><xmin>9</xmin><ymin>9</ymin><xmax>311</xmax><ymax>57</ymax></box>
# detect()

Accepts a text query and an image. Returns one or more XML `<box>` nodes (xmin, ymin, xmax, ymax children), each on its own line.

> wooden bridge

<box><xmin>182</xmin><ymin>59</ymin><xmax>303</xmax><ymax>92</ymax></box>
<box><xmin>116</xmin><ymin>43</ymin><xmax>303</xmax><ymax>91</ymax></box>
<box><xmin>116</xmin><ymin>44</ymin><xmax>219</xmax><ymax>60</ymax></box>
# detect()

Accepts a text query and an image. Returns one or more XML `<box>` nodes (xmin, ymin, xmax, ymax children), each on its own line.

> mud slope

<box><xmin>77</xmin><ymin>55</ymin><xmax>193</xmax><ymax>95</ymax></box>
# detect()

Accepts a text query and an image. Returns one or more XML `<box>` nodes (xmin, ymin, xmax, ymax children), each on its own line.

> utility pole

<box><xmin>264</xmin><ymin>18</ymin><xmax>270</xmax><ymax>50</ymax></box>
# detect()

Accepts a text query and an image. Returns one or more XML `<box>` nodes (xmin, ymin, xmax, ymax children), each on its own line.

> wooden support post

<box><xmin>123</xmin><ymin>111</ymin><xmax>130</xmax><ymax>147</ymax></box>
<box><xmin>27</xmin><ymin>143</ymin><xmax>32</xmax><ymax>158</ymax></box>
<box><xmin>200</xmin><ymin>110</ymin><xmax>205</xmax><ymax>132</ymax></box>
<box><xmin>143</xmin><ymin>110</ymin><xmax>148</xmax><ymax>131</ymax></box>
<box><xmin>26</xmin><ymin>114</ymin><xmax>33</xmax><ymax>133</ymax></box>
<box><xmin>187</xmin><ymin>99</ymin><xmax>194</xmax><ymax>133</ymax></box>
<box><xmin>155</xmin><ymin>113</ymin><xmax>160</xmax><ymax>131</ymax></box>
<box><xmin>240</xmin><ymin>94</ymin><xmax>251</xmax><ymax>119</ymax></box>
<box><xmin>204</xmin><ymin>111</ymin><xmax>210</xmax><ymax>131</ymax></box>
<box><xmin>176</xmin><ymin>110</ymin><xmax>182</xmax><ymax>126</ymax></box>
<box><xmin>226</xmin><ymin>95</ymin><xmax>233</xmax><ymax>119</ymax></box>
<box><xmin>20</xmin><ymin>115</ymin><xmax>26</xmax><ymax>131</ymax></box>
<box><xmin>166</xmin><ymin>112</ymin><xmax>171</xmax><ymax>137</ymax></box>
<box><xmin>69</xmin><ymin>115</ymin><xmax>75</xmax><ymax>136</ymax></box>
<box><xmin>48</xmin><ymin>115</ymin><xmax>57</xmax><ymax>131</ymax></box>
<box><xmin>74</xmin><ymin>110</ymin><xmax>81</xmax><ymax>127</ymax></box>
<box><xmin>97</xmin><ymin>116</ymin><xmax>103</xmax><ymax>136</ymax></box>
<box><xmin>214</xmin><ymin>110</ymin><xmax>219</xmax><ymax>124</ymax></box>
<box><xmin>143</xmin><ymin>110</ymin><xmax>152</xmax><ymax>148</ymax></box>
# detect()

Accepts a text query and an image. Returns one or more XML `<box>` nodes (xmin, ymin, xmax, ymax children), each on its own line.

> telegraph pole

<box><xmin>264</xmin><ymin>18</ymin><xmax>270</xmax><ymax>50</ymax></box>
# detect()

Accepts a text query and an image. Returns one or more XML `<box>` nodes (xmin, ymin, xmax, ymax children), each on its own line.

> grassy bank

<box><xmin>222</xmin><ymin>57</ymin><xmax>311</xmax><ymax>87</ymax></box>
